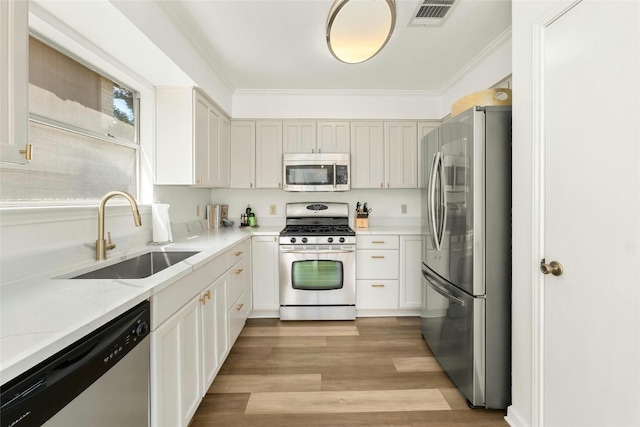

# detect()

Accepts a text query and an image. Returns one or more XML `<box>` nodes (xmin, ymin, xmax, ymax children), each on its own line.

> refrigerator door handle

<box><xmin>437</xmin><ymin>153</ymin><xmax>447</xmax><ymax>249</ymax></box>
<box><xmin>422</xmin><ymin>269</ymin><xmax>466</xmax><ymax>307</ymax></box>
<box><xmin>428</xmin><ymin>152</ymin><xmax>441</xmax><ymax>251</ymax></box>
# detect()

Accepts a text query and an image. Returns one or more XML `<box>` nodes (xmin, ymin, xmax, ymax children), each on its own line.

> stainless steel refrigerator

<box><xmin>420</xmin><ymin>106</ymin><xmax>511</xmax><ymax>409</ymax></box>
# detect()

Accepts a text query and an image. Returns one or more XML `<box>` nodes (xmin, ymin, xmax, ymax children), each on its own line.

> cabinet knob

<box><xmin>371</xmin><ymin>255</ymin><xmax>385</xmax><ymax>259</ymax></box>
<box><xmin>235</xmin><ymin>268</ymin><xmax>244</xmax><ymax>274</ymax></box>
<box><xmin>234</xmin><ymin>251</ymin><xmax>243</xmax><ymax>256</ymax></box>
<box><xmin>235</xmin><ymin>303</ymin><xmax>244</xmax><ymax>311</ymax></box>
<box><xmin>540</xmin><ymin>260</ymin><xmax>563</xmax><ymax>276</ymax></box>
<box><xmin>371</xmin><ymin>284</ymin><xmax>385</xmax><ymax>288</ymax></box>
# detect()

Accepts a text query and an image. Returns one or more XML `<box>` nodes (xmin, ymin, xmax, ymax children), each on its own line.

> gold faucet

<box><xmin>96</xmin><ymin>191</ymin><xmax>142</xmax><ymax>260</ymax></box>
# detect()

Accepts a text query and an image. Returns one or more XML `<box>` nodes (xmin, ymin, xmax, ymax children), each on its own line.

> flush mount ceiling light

<box><xmin>326</xmin><ymin>0</ymin><xmax>396</xmax><ymax>64</ymax></box>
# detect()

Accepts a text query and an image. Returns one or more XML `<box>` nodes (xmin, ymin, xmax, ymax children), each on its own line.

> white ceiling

<box><xmin>159</xmin><ymin>0</ymin><xmax>512</xmax><ymax>92</ymax></box>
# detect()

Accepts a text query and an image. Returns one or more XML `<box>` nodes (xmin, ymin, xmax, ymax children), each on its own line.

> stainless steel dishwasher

<box><xmin>1</xmin><ymin>300</ymin><xmax>150</xmax><ymax>427</ymax></box>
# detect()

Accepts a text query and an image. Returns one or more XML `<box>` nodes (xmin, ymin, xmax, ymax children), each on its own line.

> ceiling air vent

<box><xmin>409</xmin><ymin>0</ymin><xmax>458</xmax><ymax>27</ymax></box>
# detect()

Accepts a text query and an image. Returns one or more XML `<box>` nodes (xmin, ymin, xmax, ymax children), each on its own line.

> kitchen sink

<box><xmin>70</xmin><ymin>251</ymin><xmax>200</xmax><ymax>280</ymax></box>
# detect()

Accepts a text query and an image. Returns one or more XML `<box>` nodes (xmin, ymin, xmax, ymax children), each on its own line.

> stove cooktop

<box><xmin>280</xmin><ymin>224</ymin><xmax>355</xmax><ymax>236</ymax></box>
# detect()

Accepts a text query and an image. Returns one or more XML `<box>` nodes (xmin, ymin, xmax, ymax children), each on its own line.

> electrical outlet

<box><xmin>270</xmin><ymin>204</ymin><xmax>277</xmax><ymax>215</ymax></box>
<box><xmin>196</xmin><ymin>205</ymin><xmax>200</xmax><ymax>217</ymax></box>
<box><xmin>401</xmin><ymin>204</ymin><xmax>407</xmax><ymax>214</ymax></box>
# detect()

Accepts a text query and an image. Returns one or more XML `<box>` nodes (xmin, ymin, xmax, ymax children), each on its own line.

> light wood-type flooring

<box><xmin>190</xmin><ymin>317</ymin><xmax>509</xmax><ymax>427</ymax></box>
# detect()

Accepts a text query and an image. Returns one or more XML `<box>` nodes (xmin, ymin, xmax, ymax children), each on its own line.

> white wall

<box><xmin>211</xmin><ymin>188</ymin><xmax>421</xmax><ymax>228</ymax></box>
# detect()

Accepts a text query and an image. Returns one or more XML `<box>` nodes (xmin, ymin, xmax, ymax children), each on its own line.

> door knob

<box><xmin>540</xmin><ymin>260</ymin><xmax>563</xmax><ymax>276</ymax></box>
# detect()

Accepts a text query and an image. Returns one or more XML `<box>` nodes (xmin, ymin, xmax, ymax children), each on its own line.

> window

<box><xmin>0</xmin><ymin>36</ymin><xmax>139</xmax><ymax>203</ymax></box>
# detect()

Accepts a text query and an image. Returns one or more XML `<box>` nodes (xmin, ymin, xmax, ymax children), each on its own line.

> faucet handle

<box><xmin>106</xmin><ymin>231</ymin><xmax>116</xmax><ymax>251</ymax></box>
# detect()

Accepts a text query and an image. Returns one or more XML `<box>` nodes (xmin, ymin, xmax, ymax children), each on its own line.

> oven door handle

<box><xmin>279</xmin><ymin>249</ymin><xmax>355</xmax><ymax>254</ymax></box>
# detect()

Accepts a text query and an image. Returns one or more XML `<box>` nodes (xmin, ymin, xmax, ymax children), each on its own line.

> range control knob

<box><xmin>135</xmin><ymin>322</ymin><xmax>149</xmax><ymax>337</ymax></box>
<box><xmin>327</xmin><ymin>237</ymin><xmax>334</xmax><ymax>243</ymax></box>
<box><xmin>290</xmin><ymin>237</ymin><xmax>297</xmax><ymax>244</ymax></box>
<box><xmin>339</xmin><ymin>237</ymin><xmax>345</xmax><ymax>243</ymax></box>
<box><xmin>302</xmin><ymin>237</ymin><xmax>308</xmax><ymax>243</ymax></box>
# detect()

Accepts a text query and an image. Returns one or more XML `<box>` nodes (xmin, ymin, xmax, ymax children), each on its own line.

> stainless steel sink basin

<box><xmin>71</xmin><ymin>251</ymin><xmax>200</xmax><ymax>279</ymax></box>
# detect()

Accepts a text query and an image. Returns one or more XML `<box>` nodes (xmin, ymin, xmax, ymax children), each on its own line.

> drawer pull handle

<box><xmin>234</xmin><ymin>251</ymin><xmax>243</xmax><ymax>256</ymax></box>
<box><xmin>235</xmin><ymin>303</ymin><xmax>244</xmax><ymax>311</ymax></box>
<box><xmin>199</xmin><ymin>290</ymin><xmax>211</xmax><ymax>304</ymax></box>
<box><xmin>371</xmin><ymin>255</ymin><xmax>385</xmax><ymax>259</ymax></box>
<box><xmin>371</xmin><ymin>284</ymin><xmax>385</xmax><ymax>288</ymax></box>
<box><xmin>371</xmin><ymin>241</ymin><xmax>385</xmax><ymax>244</ymax></box>
<box><xmin>235</xmin><ymin>268</ymin><xmax>244</xmax><ymax>274</ymax></box>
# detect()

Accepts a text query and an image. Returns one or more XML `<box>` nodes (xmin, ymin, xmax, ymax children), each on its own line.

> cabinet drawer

<box><xmin>228</xmin><ymin>290</ymin><xmax>250</xmax><ymax>346</ymax></box>
<box><xmin>151</xmin><ymin>254</ymin><xmax>226</xmax><ymax>329</ymax></box>
<box><xmin>357</xmin><ymin>235</ymin><xmax>399</xmax><ymax>250</ymax></box>
<box><xmin>227</xmin><ymin>239</ymin><xmax>250</xmax><ymax>266</ymax></box>
<box><xmin>227</xmin><ymin>257</ymin><xmax>247</xmax><ymax>309</ymax></box>
<box><xmin>356</xmin><ymin>280</ymin><xmax>399</xmax><ymax>309</ymax></box>
<box><xmin>356</xmin><ymin>250</ymin><xmax>399</xmax><ymax>279</ymax></box>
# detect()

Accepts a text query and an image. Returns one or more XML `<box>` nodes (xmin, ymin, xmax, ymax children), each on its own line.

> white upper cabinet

<box><xmin>230</xmin><ymin>120</ymin><xmax>282</xmax><ymax>189</ymax></box>
<box><xmin>282</xmin><ymin>120</ymin><xmax>350</xmax><ymax>154</ymax></box>
<box><xmin>230</xmin><ymin>121</ymin><xmax>256</xmax><ymax>188</ymax></box>
<box><xmin>255</xmin><ymin>121</ymin><xmax>283</xmax><ymax>188</ymax></box>
<box><xmin>317</xmin><ymin>121</ymin><xmax>350</xmax><ymax>154</ymax></box>
<box><xmin>0</xmin><ymin>0</ymin><xmax>29</xmax><ymax>164</ymax></box>
<box><xmin>351</xmin><ymin>121</ymin><xmax>419</xmax><ymax>189</ymax></box>
<box><xmin>417</xmin><ymin>121</ymin><xmax>440</xmax><ymax>188</ymax></box>
<box><xmin>156</xmin><ymin>87</ymin><xmax>229</xmax><ymax>188</ymax></box>
<box><xmin>282</xmin><ymin>121</ymin><xmax>316</xmax><ymax>153</ymax></box>
<box><xmin>350</xmin><ymin>121</ymin><xmax>385</xmax><ymax>188</ymax></box>
<box><xmin>385</xmin><ymin>121</ymin><xmax>418</xmax><ymax>189</ymax></box>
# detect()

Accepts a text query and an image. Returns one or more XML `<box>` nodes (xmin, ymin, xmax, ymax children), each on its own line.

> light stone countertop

<box><xmin>0</xmin><ymin>224</ymin><xmax>416</xmax><ymax>384</ymax></box>
<box><xmin>0</xmin><ymin>227</ymin><xmax>260</xmax><ymax>385</ymax></box>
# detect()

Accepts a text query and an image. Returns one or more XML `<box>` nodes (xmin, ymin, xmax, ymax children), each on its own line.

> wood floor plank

<box><xmin>244</xmin><ymin>389</ymin><xmax>451</xmax><ymax>414</ymax></box>
<box><xmin>209</xmin><ymin>374</ymin><xmax>322</xmax><ymax>393</ymax></box>
<box><xmin>241</xmin><ymin>325</ymin><xmax>359</xmax><ymax>337</ymax></box>
<box><xmin>321</xmin><ymin>371</ymin><xmax>456</xmax><ymax>391</ymax></box>
<box><xmin>193</xmin><ymin>317</ymin><xmax>510</xmax><ymax>427</ymax></box>
<box><xmin>393</xmin><ymin>356</ymin><xmax>442</xmax><ymax>372</ymax></box>
<box><xmin>232</xmin><ymin>335</ymin><xmax>327</xmax><ymax>348</ymax></box>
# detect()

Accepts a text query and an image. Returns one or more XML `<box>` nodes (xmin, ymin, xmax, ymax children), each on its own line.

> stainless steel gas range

<box><xmin>279</xmin><ymin>202</ymin><xmax>356</xmax><ymax>320</ymax></box>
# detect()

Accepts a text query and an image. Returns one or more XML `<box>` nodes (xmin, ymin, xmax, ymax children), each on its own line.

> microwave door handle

<box><xmin>333</xmin><ymin>163</ymin><xmax>336</xmax><ymax>190</ymax></box>
<box><xmin>437</xmin><ymin>153</ymin><xmax>447</xmax><ymax>249</ymax></box>
<box><xmin>429</xmin><ymin>152</ymin><xmax>441</xmax><ymax>251</ymax></box>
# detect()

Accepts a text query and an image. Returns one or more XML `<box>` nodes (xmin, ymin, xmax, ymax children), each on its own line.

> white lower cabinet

<box><xmin>356</xmin><ymin>234</ymin><xmax>421</xmax><ymax>316</ymax></box>
<box><xmin>251</xmin><ymin>236</ymin><xmax>280</xmax><ymax>317</ymax></box>
<box><xmin>150</xmin><ymin>239</ymin><xmax>251</xmax><ymax>427</ymax></box>
<box><xmin>151</xmin><ymin>296</ymin><xmax>201</xmax><ymax>427</ymax></box>
<box><xmin>399</xmin><ymin>235</ymin><xmax>423</xmax><ymax>309</ymax></box>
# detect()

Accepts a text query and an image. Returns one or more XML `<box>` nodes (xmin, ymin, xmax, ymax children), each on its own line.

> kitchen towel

<box><xmin>152</xmin><ymin>203</ymin><xmax>173</xmax><ymax>243</ymax></box>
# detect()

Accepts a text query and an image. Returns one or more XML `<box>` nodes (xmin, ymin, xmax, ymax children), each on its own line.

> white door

<box><xmin>542</xmin><ymin>1</ymin><xmax>640</xmax><ymax>426</ymax></box>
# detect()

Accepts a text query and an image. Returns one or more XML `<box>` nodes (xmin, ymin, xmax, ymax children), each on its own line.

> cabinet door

<box><xmin>201</xmin><ymin>275</ymin><xmax>226</xmax><ymax>392</ymax></box>
<box><xmin>214</xmin><ymin>277</ymin><xmax>229</xmax><ymax>363</ymax></box>
<box><xmin>283</xmin><ymin>121</ymin><xmax>316</xmax><ymax>153</ymax></box>
<box><xmin>317</xmin><ymin>121</ymin><xmax>350</xmax><ymax>154</ymax></box>
<box><xmin>251</xmin><ymin>236</ymin><xmax>280</xmax><ymax>315</ymax></box>
<box><xmin>219</xmin><ymin>116</ymin><xmax>230</xmax><ymax>187</ymax></box>
<box><xmin>194</xmin><ymin>96</ymin><xmax>210</xmax><ymax>186</ymax></box>
<box><xmin>350</xmin><ymin>122</ymin><xmax>384</xmax><ymax>188</ymax></box>
<box><xmin>230</xmin><ymin>120</ymin><xmax>255</xmax><ymax>188</ymax></box>
<box><xmin>151</xmin><ymin>296</ymin><xmax>201</xmax><ymax>427</ymax></box>
<box><xmin>400</xmin><ymin>235</ymin><xmax>423</xmax><ymax>309</ymax></box>
<box><xmin>417</xmin><ymin>121</ymin><xmax>439</xmax><ymax>189</ymax></box>
<box><xmin>255</xmin><ymin>120</ymin><xmax>282</xmax><ymax>188</ymax></box>
<box><xmin>0</xmin><ymin>0</ymin><xmax>28</xmax><ymax>164</ymax></box>
<box><xmin>385</xmin><ymin>122</ymin><xmax>418</xmax><ymax>188</ymax></box>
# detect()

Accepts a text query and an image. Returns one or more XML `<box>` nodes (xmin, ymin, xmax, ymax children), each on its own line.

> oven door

<box><xmin>279</xmin><ymin>245</ymin><xmax>356</xmax><ymax>306</ymax></box>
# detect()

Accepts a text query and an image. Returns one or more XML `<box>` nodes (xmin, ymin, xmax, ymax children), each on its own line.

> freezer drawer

<box><xmin>420</xmin><ymin>267</ymin><xmax>485</xmax><ymax>407</ymax></box>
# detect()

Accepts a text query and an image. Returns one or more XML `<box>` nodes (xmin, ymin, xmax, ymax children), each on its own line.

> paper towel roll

<box><xmin>152</xmin><ymin>203</ymin><xmax>173</xmax><ymax>243</ymax></box>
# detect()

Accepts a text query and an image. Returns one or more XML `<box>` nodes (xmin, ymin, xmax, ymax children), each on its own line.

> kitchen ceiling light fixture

<box><xmin>326</xmin><ymin>0</ymin><xmax>396</xmax><ymax>64</ymax></box>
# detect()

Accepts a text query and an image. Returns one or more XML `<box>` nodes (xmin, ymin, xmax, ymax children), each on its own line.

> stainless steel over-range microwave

<box><xmin>283</xmin><ymin>153</ymin><xmax>350</xmax><ymax>192</ymax></box>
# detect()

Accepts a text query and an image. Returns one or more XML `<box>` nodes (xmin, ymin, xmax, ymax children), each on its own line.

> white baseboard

<box><xmin>505</xmin><ymin>405</ymin><xmax>528</xmax><ymax>427</ymax></box>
